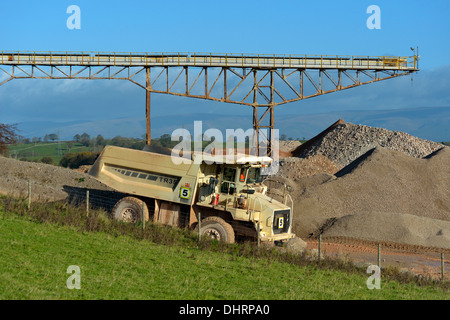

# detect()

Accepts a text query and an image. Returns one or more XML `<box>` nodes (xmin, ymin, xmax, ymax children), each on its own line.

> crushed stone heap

<box><xmin>289</xmin><ymin>146</ymin><xmax>450</xmax><ymax>249</ymax></box>
<box><xmin>292</xmin><ymin>122</ymin><xmax>444</xmax><ymax>167</ymax></box>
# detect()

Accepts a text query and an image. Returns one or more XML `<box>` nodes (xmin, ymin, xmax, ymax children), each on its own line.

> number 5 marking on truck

<box><xmin>278</xmin><ymin>217</ymin><xmax>284</xmax><ymax>229</ymax></box>
<box><xmin>180</xmin><ymin>187</ymin><xmax>191</xmax><ymax>199</ymax></box>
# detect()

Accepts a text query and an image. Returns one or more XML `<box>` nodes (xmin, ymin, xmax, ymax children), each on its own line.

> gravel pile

<box><xmin>277</xmin><ymin>155</ymin><xmax>342</xmax><ymax>181</ymax></box>
<box><xmin>278</xmin><ymin>140</ymin><xmax>302</xmax><ymax>154</ymax></box>
<box><xmin>322</xmin><ymin>212</ymin><xmax>450</xmax><ymax>249</ymax></box>
<box><xmin>293</xmin><ymin>122</ymin><xmax>444</xmax><ymax>167</ymax></box>
<box><xmin>0</xmin><ymin>156</ymin><xmax>113</xmax><ymax>201</ymax></box>
<box><xmin>289</xmin><ymin>146</ymin><xmax>450</xmax><ymax>249</ymax></box>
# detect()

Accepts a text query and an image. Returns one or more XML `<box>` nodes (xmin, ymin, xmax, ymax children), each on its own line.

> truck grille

<box><xmin>273</xmin><ymin>209</ymin><xmax>290</xmax><ymax>234</ymax></box>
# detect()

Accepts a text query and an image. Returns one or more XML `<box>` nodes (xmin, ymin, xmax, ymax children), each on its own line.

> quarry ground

<box><xmin>306</xmin><ymin>238</ymin><xmax>449</xmax><ymax>280</ymax></box>
<box><xmin>1</xmin><ymin>121</ymin><xmax>449</xmax><ymax>279</ymax></box>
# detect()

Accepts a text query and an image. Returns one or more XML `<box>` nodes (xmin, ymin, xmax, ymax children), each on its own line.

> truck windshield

<box><xmin>222</xmin><ymin>167</ymin><xmax>237</xmax><ymax>182</ymax></box>
<box><xmin>246</xmin><ymin>167</ymin><xmax>262</xmax><ymax>184</ymax></box>
<box><xmin>221</xmin><ymin>167</ymin><xmax>237</xmax><ymax>194</ymax></box>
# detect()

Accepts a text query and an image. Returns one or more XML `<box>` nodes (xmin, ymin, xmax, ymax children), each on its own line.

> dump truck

<box><xmin>88</xmin><ymin>145</ymin><xmax>295</xmax><ymax>244</ymax></box>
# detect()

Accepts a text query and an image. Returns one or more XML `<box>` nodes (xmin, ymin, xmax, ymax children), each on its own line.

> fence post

<box><xmin>442</xmin><ymin>253</ymin><xmax>445</xmax><ymax>281</ymax></box>
<box><xmin>198</xmin><ymin>211</ymin><xmax>201</xmax><ymax>241</ymax></box>
<box><xmin>28</xmin><ymin>180</ymin><xmax>31</xmax><ymax>210</ymax></box>
<box><xmin>257</xmin><ymin>220</ymin><xmax>261</xmax><ymax>250</ymax></box>
<box><xmin>318</xmin><ymin>234</ymin><xmax>322</xmax><ymax>261</ymax></box>
<box><xmin>86</xmin><ymin>190</ymin><xmax>89</xmax><ymax>217</ymax></box>
<box><xmin>378</xmin><ymin>243</ymin><xmax>381</xmax><ymax>267</ymax></box>
<box><xmin>142</xmin><ymin>201</ymin><xmax>145</xmax><ymax>230</ymax></box>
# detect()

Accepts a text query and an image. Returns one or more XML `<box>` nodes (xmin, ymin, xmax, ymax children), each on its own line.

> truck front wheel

<box><xmin>112</xmin><ymin>197</ymin><xmax>149</xmax><ymax>223</ymax></box>
<box><xmin>197</xmin><ymin>216</ymin><xmax>235</xmax><ymax>244</ymax></box>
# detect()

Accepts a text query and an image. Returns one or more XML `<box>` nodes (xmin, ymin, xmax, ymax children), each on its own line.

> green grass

<box><xmin>8</xmin><ymin>142</ymin><xmax>93</xmax><ymax>164</ymax></box>
<box><xmin>0</xmin><ymin>200</ymin><xmax>448</xmax><ymax>300</ymax></box>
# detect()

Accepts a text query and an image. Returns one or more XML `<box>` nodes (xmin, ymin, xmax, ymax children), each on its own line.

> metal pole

<box><xmin>378</xmin><ymin>243</ymin><xmax>381</xmax><ymax>267</ymax></box>
<box><xmin>142</xmin><ymin>201</ymin><xmax>145</xmax><ymax>230</ymax></box>
<box><xmin>257</xmin><ymin>220</ymin><xmax>261</xmax><ymax>250</ymax></box>
<box><xmin>198</xmin><ymin>211</ymin><xmax>201</xmax><ymax>240</ymax></box>
<box><xmin>86</xmin><ymin>190</ymin><xmax>89</xmax><ymax>217</ymax></box>
<box><xmin>27</xmin><ymin>180</ymin><xmax>31</xmax><ymax>210</ymax></box>
<box><xmin>318</xmin><ymin>234</ymin><xmax>322</xmax><ymax>261</ymax></box>
<box><xmin>441</xmin><ymin>253</ymin><xmax>445</xmax><ymax>281</ymax></box>
<box><xmin>146</xmin><ymin>67</ymin><xmax>151</xmax><ymax>145</ymax></box>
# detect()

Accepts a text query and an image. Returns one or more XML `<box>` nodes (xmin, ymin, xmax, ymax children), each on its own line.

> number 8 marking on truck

<box><xmin>180</xmin><ymin>187</ymin><xmax>191</xmax><ymax>199</ymax></box>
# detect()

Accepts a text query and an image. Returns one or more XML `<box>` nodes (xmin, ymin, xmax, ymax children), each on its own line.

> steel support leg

<box><xmin>146</xmin><ymin>67</ymin><xmax>151</xmax><ymax>145</ymax></box>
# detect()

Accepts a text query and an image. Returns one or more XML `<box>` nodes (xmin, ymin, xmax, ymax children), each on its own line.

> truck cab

<box><xmin>193</xmin><ymin>154</ymin><xmax>294</xmax><ymax>243</ymax></box>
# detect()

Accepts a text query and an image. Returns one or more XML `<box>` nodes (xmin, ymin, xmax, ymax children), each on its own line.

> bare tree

<box><xmin>0</xmin><ymin>123</ymin><xmax>18</xmax><ymax>155</ymax></box>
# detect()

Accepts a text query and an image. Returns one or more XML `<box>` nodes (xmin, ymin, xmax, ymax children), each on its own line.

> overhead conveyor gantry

<box><xmin>0</xmin><ymin>50</ymin><xmax>419</xmax><ymax>155</ymax></box>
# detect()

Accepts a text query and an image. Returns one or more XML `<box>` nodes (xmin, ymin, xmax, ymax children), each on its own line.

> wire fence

<box><xmin>1</xmin><ymin>180</ymin><xmax>448</xmax><ymax>283</ymax></box>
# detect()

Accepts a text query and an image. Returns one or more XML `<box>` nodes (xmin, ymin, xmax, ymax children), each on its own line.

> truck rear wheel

<box><xmin>197</xmin><ymin>216</ymin><xmax>235</xmax><ymax>244</ymax></box>
<box><xmin>112</xmin><ymin>197</ymin><xmax>149</xmax><ymax>223</ymax></box>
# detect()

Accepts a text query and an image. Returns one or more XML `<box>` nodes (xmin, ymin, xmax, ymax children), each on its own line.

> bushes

<box><xmin>60</xmin><ymin>151</ymin><xmax>99</xmax><ymax>169</ymax></box>
<box><xmin>40</xmin><ymin>156</ymin><xmax>55</xmax><ymax>165</ymax></box>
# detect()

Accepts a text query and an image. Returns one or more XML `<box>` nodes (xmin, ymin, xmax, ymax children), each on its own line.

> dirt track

<box><xmin>307</xmin><ymin>237</ymin><xmax>450</xmax><ymax>280</ymax></box>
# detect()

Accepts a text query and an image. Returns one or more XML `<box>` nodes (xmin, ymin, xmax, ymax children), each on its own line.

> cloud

<box><xmin>1</xmin><ymin>64</ymin><xmax>449</xmax><ymax>125</ymax></box>
<box><xmin>275</xmin><ymin>64</ymin><xmax>450</xmax><ymax>115</ymax></box>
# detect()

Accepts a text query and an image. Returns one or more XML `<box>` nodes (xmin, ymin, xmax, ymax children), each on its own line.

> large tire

<box><xmin>112</xmin><ymin>197</ymin><xmax>149</xmax><ymax>223</ymax></box>
<box><xmin>197</xmin><ymin>216</ymin><xmax>235</xmax><ymax>244</ymax></box>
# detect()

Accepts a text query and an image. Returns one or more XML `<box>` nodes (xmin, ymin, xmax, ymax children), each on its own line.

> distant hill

<box><xmin>276</xmin><ymin>106</ymin><xmax>450</xmax><ymax>142</ymax></box>
<box><xmin>15</xmin><ymin>106</ymin><xmax>450</xmax><ymax>142</ymax></box>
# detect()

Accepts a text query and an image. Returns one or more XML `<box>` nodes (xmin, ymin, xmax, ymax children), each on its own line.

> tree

<box><xmin>66</xmin><ymin>141</ymin><xmax>75</xmax><ymax>152</ymax></box>
<box><xmin>159</xmin><ymin>134</ymin><xmax>172</xmax><ymax>147</ymax></box>
<box><xmin>73</xmin><ymin>134</ymin><xmax>81</xmax><ymax>143</ymax></box>
<box><xmin>48</xmin><ymin>133</ymin><xmax>58</xmax><ymax>141</ymax></box>
<box><xmin>96</xmin><ymin>134</ymin><xmax>105</xmax><ymax>146</ymax></box>
<box><xmin>80</xmin><ymin>133</ymin><xmax>90</xmax><ymax>140</ymax></box>
<box><xmin>32</xmin><ymin>137</ymin><xmax>42</xmax><ymax>144</ymax></box>
<box><xmin>80</xmin><ymin>133</ymin><xmax>91</xmax><ymax>147</ymax></box>
<box><xmin>0</xmin><ymin>123</ymin><xmax>18</xmax><ymax>155</ymax></box>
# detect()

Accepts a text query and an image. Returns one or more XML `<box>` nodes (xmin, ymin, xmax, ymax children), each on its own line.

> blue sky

<box><xmin>0</xmin><ymin>0</ymin><xmax>449</xmax><ymax>137</ymax></box>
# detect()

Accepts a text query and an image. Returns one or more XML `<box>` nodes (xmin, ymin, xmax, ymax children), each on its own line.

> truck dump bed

<box><xmin>89</xmin><ymin>146</ymin><xmax>200</xmax><ymax>205</ymax></box>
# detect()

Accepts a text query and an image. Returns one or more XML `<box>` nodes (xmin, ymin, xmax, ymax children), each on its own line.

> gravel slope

<box><xmin>0</xmin><ymin>156</ymin><xmax>113</xmax><ymax>201</ymax></box>
<box><xmin>293</xmin><ymin>122</ymin><xmax>443</xmax><ymax>167</ymax></box>
<box><xmin>268</xmin><ymin>121</ymin><xmax>450</xmax><ymax>249</ymax></box>
<box><xmin>287</xmin><ymin>146</ymin><xmax>450</xmax><ymax>249</ymax></box>
<box><xmin>321</xmin><ymin>212</ymin><xmax>450</xmax><ymax>249</ymax></box>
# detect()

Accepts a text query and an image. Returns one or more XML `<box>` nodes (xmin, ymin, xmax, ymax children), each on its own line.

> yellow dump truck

<box><xmin>89</xmin><ymin>146</ymin><xmax>295</xmax><ymax>244</ymax></box>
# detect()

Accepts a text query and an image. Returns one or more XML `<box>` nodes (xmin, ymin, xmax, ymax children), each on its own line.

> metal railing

<box><xmin>0</xmin><ymin>50</ymin><xmax>419</xmax><ymax>70</ymax></box>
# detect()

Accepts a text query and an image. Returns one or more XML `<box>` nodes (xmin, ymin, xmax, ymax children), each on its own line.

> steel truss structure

<box><xmin>0</xmin><ymin>51</ymin><xmax>419</xmax><ymax>155</ymax></box>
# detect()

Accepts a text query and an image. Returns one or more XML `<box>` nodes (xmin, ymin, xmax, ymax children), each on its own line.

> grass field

<box><xmin>7</xmin><ymin>142</ymin><xmax>93</xmax><ymax>164</ymax></box>
<box><xmin>0</xmin><ymin>201</ymin><xmax>448</xmax><ymax>300</ymax></box>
